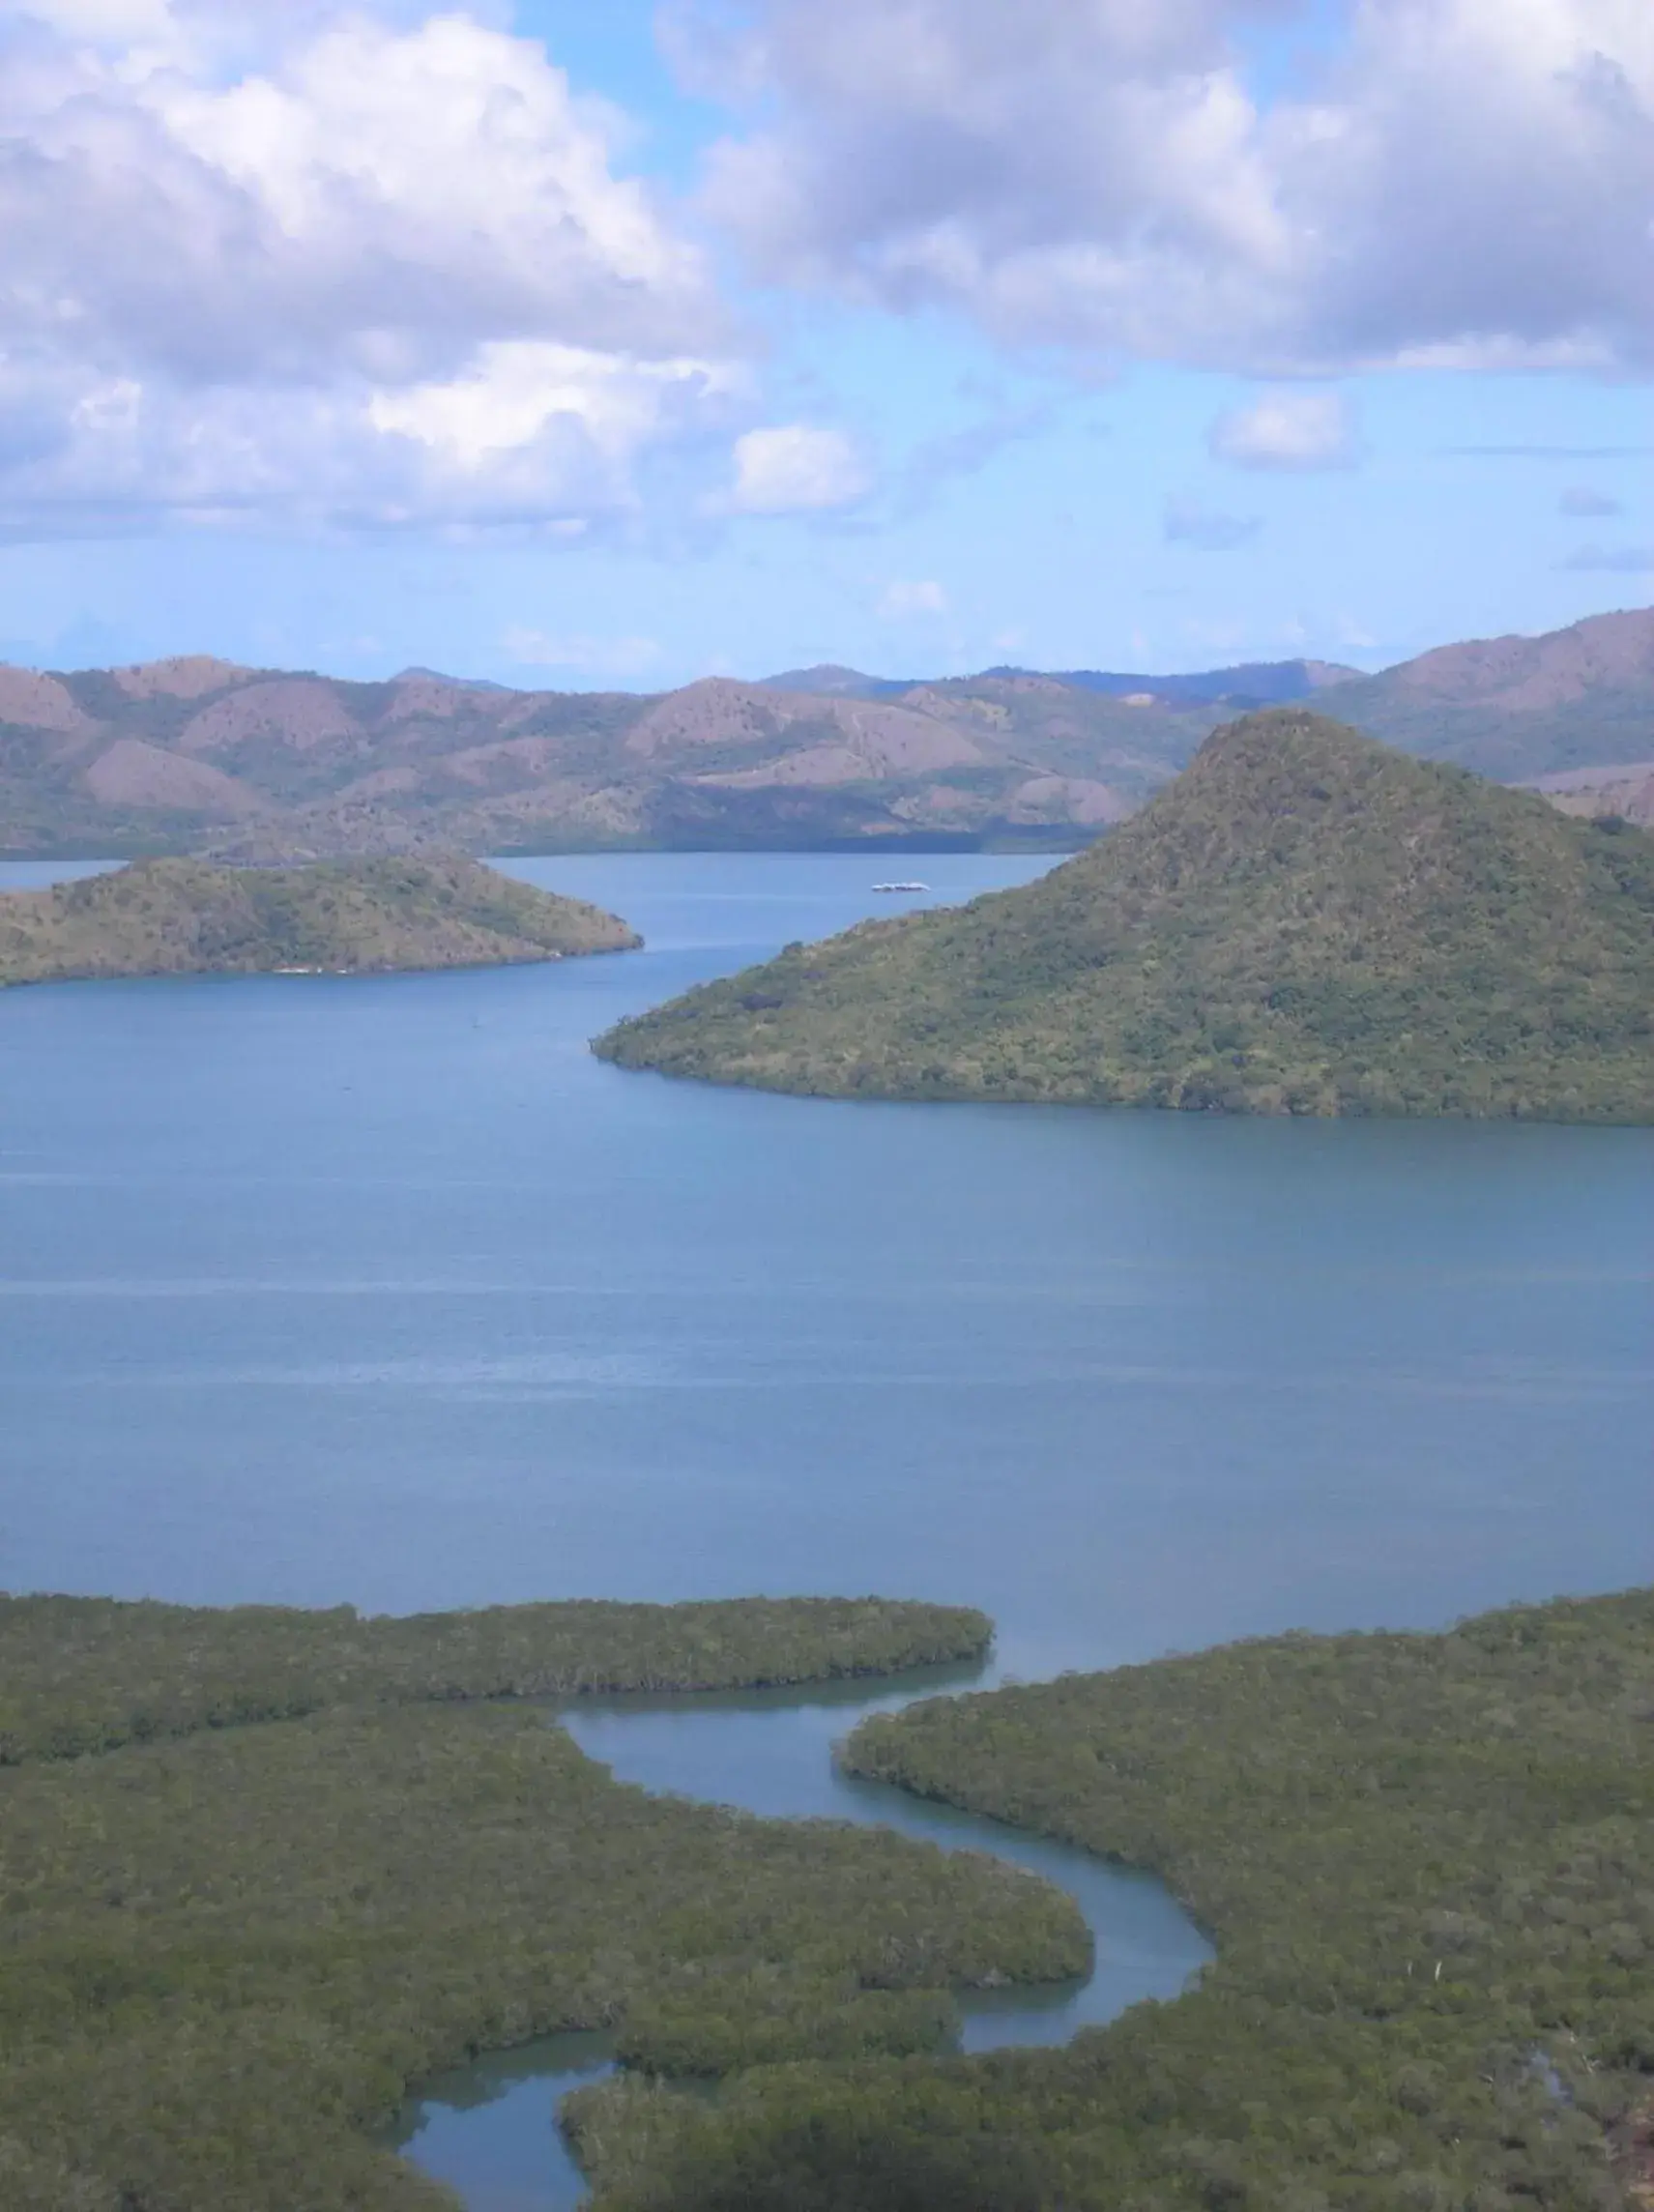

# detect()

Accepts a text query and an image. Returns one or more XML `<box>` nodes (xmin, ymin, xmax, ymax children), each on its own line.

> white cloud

<box><xmin>1560</xmin><ymin>544</ymin><xmax>1654</xmax><ymax>571</ymax></box>
<box><xmin>725</xmin><ymin>425</ymin><xmax>871</xmax><ymax>513</ymax></box>
<box><xmin>367</xmin><ymin>343</ymin><xmax>739</xmax><ymax>474</ymax></box>
<box><xmin>1164</xmin><ymin>499</ymin><xmax>1261</xmax><ymax>551</ymax></box>
<box><xmin>879</xmin><ymin>578</ymin><xmax>950</xmax><ymax>618</ymax></box>
<box><xmin>1210</xmin><ymin>389</ymin><xmax>1357</xmax><ymax>470</ymax></box>
<box><xmin>681</xmin><ymin>0</ymin><xmax>1654</xmax><ymax>373</ymax></box>
<box><xmin>17</xmin><ymin>0</ymin><xmax>175</xmax><ymax>38</ymax></box>
<box><xmin>503</xmin><ymin>627</ymin><xmax>662</xmax><ymax>675</ymax></box>
<box><xmin>0</xmin><ymin>8</ymin><xmax>737</xmax><ymax>536</ymax></box>
<box><xmin>1559</xmin><ymin>485</ymin><xmax>1624</xmax><ymax>515</ymax></box>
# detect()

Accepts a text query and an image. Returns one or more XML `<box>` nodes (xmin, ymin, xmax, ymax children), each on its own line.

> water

<box><xmin>392</xmin><ymin>1676</ymin><xmax>1215</xmax><ymax>2212</ymax></box>
<box><xmin>3</xmin><ymin>851</ymin><xmax>1650</xmax><ymax>2208</ymax></box>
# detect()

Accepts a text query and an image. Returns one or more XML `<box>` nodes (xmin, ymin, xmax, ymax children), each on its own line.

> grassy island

<box><xmin>595</xmin><ymin>711</ymin><xmax>1654</xmax><ymax>1122</ymax></box>
<box><xmin>0</xmin><ymin>1592</ymin><xmax>1091</xmax><ymax>2212</ymax></box>
<box><xmin>571</xmin><ymin>1585</ymin><xmax>1654</xmax><ymax>2212</ymax></box>
<box><xmin>0</xmin><ymin>854</ymin><xmax>639</xmax><ymax>986</ymax></box>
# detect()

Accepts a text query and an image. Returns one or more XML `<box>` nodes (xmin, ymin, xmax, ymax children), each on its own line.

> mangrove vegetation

<box><xmin>570</xmin><ymin>1585</ymin><xmax>1654</xmax><ymax>2212</ymax></box>
<box><xmin>0</xmin><ymin>1592</ymin><xmax>1081</xmax><ymax>2211</ymax></box>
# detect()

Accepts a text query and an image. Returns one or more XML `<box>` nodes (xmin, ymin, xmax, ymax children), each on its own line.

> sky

<box><xmin>0</xmin><ymin>0</ymin><xmax>1649</xmax><ymax>688</ymax></box>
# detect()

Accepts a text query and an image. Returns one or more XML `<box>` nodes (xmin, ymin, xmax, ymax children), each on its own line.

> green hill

<box><xmin>0</xmin><ymin>854</ymin><xmax>639</xmax><ymax>986</ymax></box>
<box><xmin>595</xmin><ymin>709</ymin><xmax>1654</xmax><ymax>1123</ymax></box>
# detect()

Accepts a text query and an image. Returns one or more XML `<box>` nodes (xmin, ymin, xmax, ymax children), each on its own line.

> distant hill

<box><xmin>1523</xmin><ymin>759</ymin><xmax>1654</xmax><ymax>827</ymax></box>
<box><xmin>595</xmin><ymin>710</ymin><xmax>1654</xmax><ymax>1123</ymax></box>
<box><xmin>982</xmin><ymin>658</ymin><xmax>1359</xmax><ymax>705</ymax></box>
<box><xmin>1319</xmin><ymin>606</ymin><xmax>1654</xmax><ymax>779</ymax></box>
<box><xmin>392</xmin><ymin>665</ymin><xmax>513</xmax><ymax>692</ymax></box>
<box><xmin>763</xmin><ymin>658</ymin><xmax>1357</xmax><ymax>707</ymax></box>
<box><xmin>0</xmin><ymin>610</ymin><xmax>1647</xmax><ymax>859</ymax></box>
<box><xmin>0</xmin><ymin>660</ymin><xmax>1167</xmax><ymax>859</ymax></box>
<box><xmin>759</xmin><ymin>664</ymin><xmax>916</xmax><ymax>701</ymax></box>
<box><xmin>0</xmin><ymin>856</ymin><xmax>639</xmax><ymax>986</ymax></box>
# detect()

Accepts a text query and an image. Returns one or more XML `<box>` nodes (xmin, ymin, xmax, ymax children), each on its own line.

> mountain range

<box><xmin>1</xmin><ymin>608</ymin><xmax>1649</xmax><ymax>860</ymax></box>
<box><xmin>595</xmin><ymin>709</ymin><xmax>1654</xmax><ymax>1124</ymax></box>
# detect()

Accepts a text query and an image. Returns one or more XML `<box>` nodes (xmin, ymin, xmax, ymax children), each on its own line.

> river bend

<box><xmin>393</xmin><ymin>1674</ymin><xmax>1212</xmax><ymax>2211</ymax></box>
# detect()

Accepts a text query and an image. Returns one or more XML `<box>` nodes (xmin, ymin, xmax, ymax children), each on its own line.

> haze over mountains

<box><xmin>764</xmin><ymin>659</ymin><xmax>1361</xmax><ymax>707</ymax></box>
<box><xmin>1</xmin><ymin>608</ymin><xmax>1649</xmax><ymax>860</ymax></box>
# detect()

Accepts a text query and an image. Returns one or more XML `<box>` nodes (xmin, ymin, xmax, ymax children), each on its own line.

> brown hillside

<box><xmin>4</xmin><ymin>612</ymin><xmax>1650</xmax><ymax>859</ymax></box>
<box><xmin>82</xmin><ymin>740</ymin><xmax>267</xmax><ymax>816</ymax></box>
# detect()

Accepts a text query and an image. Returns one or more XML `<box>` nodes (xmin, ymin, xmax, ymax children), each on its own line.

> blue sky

<box><xmin>0</xmin><ymin>0</ymin><xmax>1648</xmax><ymax>687</ymax></box>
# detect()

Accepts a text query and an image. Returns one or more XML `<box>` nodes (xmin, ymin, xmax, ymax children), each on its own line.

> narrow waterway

<box><xmin>392</xmin><ymin>1670</ymin><xmax>1213</xmax><ymax>2212</ymax></box>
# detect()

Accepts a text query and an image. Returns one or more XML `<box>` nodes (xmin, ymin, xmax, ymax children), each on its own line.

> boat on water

<box><xmin>871</xmin><ymin>880</ymin><xmax>931</xmax><ymax>893</ymax></box>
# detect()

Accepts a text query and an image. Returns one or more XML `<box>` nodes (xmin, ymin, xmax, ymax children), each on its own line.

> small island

<box><xmin>595</xmin><ymin>709</ymin><xmax>1654</xmax><ymax>1123</ymax></box>
<box><xmin>0</xmin><ymin>854</ymin><xmax>640</xmax><ymax>986</ymax></box>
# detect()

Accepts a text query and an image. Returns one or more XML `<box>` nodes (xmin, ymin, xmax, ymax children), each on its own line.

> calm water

<box><xmin>3</xmin><ymin>851</ymin><xmax>1650</xmax><ymax>2208</ymax></box>
<box><xmin>392</xmin><ymin>1675</ymin><xmax>1215</xmax><ymax>2212</ymax></box>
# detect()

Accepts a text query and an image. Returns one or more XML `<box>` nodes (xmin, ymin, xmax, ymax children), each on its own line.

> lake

<box><xmin>3</xmin><ymin>850</ymin><xmax>1650</xmax><ymax>2208</ymax></box>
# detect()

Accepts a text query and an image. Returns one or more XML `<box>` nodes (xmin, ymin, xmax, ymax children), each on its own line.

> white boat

<box><xmin>872</xmin><ymin>880</ymin><xmax>930</xmax><ymax>893</ymax></box>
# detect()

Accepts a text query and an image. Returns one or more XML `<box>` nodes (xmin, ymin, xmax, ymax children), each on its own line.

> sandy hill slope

<box><xmin>1524</xmin><ymin>759</ymin><xmax>1654</xmax><ymax>828</ymax></box>
<box><xmin>2</xmin><ymin>613</ymin><xmax>1647</xmax><ymax>859</ymax></box>
<box><xmin>0</xmin><ymin>856</ymin><xmax>639</xmax><ymax>986</ymax></box>
<box><xmin>0</xmin><ymin>659</ymin><xmax>1148</xmax><ymax>859</ymax></box>
<box><xmin>1320</xmin><ymin>606</ymin><xmax>1654</xmax><ymax>779</ymax></box>
<box><xmin>595</xmin><ymin>709</ymin><xmax>1654</xmax><ymax>1123</ymax></box>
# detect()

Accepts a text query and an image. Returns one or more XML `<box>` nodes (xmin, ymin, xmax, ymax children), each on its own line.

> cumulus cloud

<box><xmin>1210</xmin><ymin>389</ymin><xmax>1357</xmax><ymax>470</ymax></box>
<box><xmin>1164</xmin><ymin>498</ymin><xmax>1261</xmax><ymax>550</ymax></box>
<box><xmin>1444</xmin><ymin>443</ymin><xmax>1653</xmax><ymax>458</ymax></box>
<box><xmin>724</xmin><ymin>424</ymin><xmax>872</xmax><ymax>513</ymax></box>
<box><xmin>0</xmin><ymin>7</ymin><xmax>736</xmax><ymax>535</ymax></box>
<box><xmin>678</xmin><ymin>0</ymin><xmax>1654</xmax><ymax>373</ymax></box>
<box><xmin>1560</xmin><ymin>543</ymin><xmax>1654</xmax><ymax>570</ymax></box>
<box><xmin>879</xmin><ymin>578</ymin><xmax>949</xmax><ymax>617</ymax></box>
<box><xmin>502</xmin><ymin>627</ymin><xmax>662</xmax><ymax>676</ymax></box>
<box><xmin>1559</xmin><ymin>485</ymin><xmax>1625</xmax><ymax>515</ymax></box>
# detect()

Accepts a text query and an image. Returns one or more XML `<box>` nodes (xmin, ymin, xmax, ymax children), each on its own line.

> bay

<box><xmin>2</xmin><ymin>849</ymin><xmax>1650</xmax><ymax>2210</ymax></box>
<box><xmin>1</xmin><ymin>851</ymin><xmax>1647</xmax><ymax>1674</ymax></box>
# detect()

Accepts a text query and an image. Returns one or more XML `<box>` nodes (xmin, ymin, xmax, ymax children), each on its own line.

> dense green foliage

<box><xmin>0</xmin><ymin>854</ymin><xmax>639</xmax><ymax>984</ymax></box>
<box><xmin>571</xmin><ymin>1586</ymin><xmax>1654</xmax><ymax>2212</ymax></box>
<box><xmin>596</xmin><ymin>711</ymin><xmax>1654</xmax><ymax>1123</ymax></box>
<box><xmin>0</xmin><ymin>1591</ymin><xmax>990</xmax><ymax>1765</ymax></box>
<box><xmin>0</xmin><ymin>1594</ymin><xmax>1079</xmax><ymax>2211</ymax></box>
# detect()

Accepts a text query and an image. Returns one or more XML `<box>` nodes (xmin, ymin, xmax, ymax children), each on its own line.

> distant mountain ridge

<box><xmin>761</xmin><ymin>658</ymin><xmax>1357</xmax><ymax>707</ymax></box>
<box><xmin>1317</xmin><ymin>607</ymin><xmax>1654</xmax><ymax>778</ymax></box>
<box><xmin>985</xmin><ymin>658</ymin><xmax>1358</xmax><ymax>704</ymax></box>
<box><xmin>1</xmin><ymin>607</ymin><xmax>1648</xmax><ymax>859</ymax></box>
<box><xmin>595</xmin><ymin>710</ymin><xmax>1654</xmax><ymax>1124</ymax></box>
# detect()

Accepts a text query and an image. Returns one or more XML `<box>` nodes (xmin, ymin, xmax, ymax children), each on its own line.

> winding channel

<box><xmin>391</xmin><ymin>1668</ymin><xmax>1213</xmax><ymax>2212</ymax></box>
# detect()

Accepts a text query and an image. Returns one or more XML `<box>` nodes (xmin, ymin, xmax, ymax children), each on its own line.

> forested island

<box><xmin>595</xmin><ymin>710</ymin><xmax>1654</xmax><ymax>1122</ymax></box>
<box><xmin>0</xmin><ymin>855</ymin><xmax>639</xmax><ymax>987</ymax></box>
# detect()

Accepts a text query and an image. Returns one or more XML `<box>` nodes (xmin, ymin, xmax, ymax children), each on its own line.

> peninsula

<box><xmin>0</xmin><ymin>854</ymin><xmax>639</xmax><ymax>986</ymax></box>
<box><xmin>595</xmin><ymin>708</ymin><xmax>1654</xmax><ymax>1123</ymax></box>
